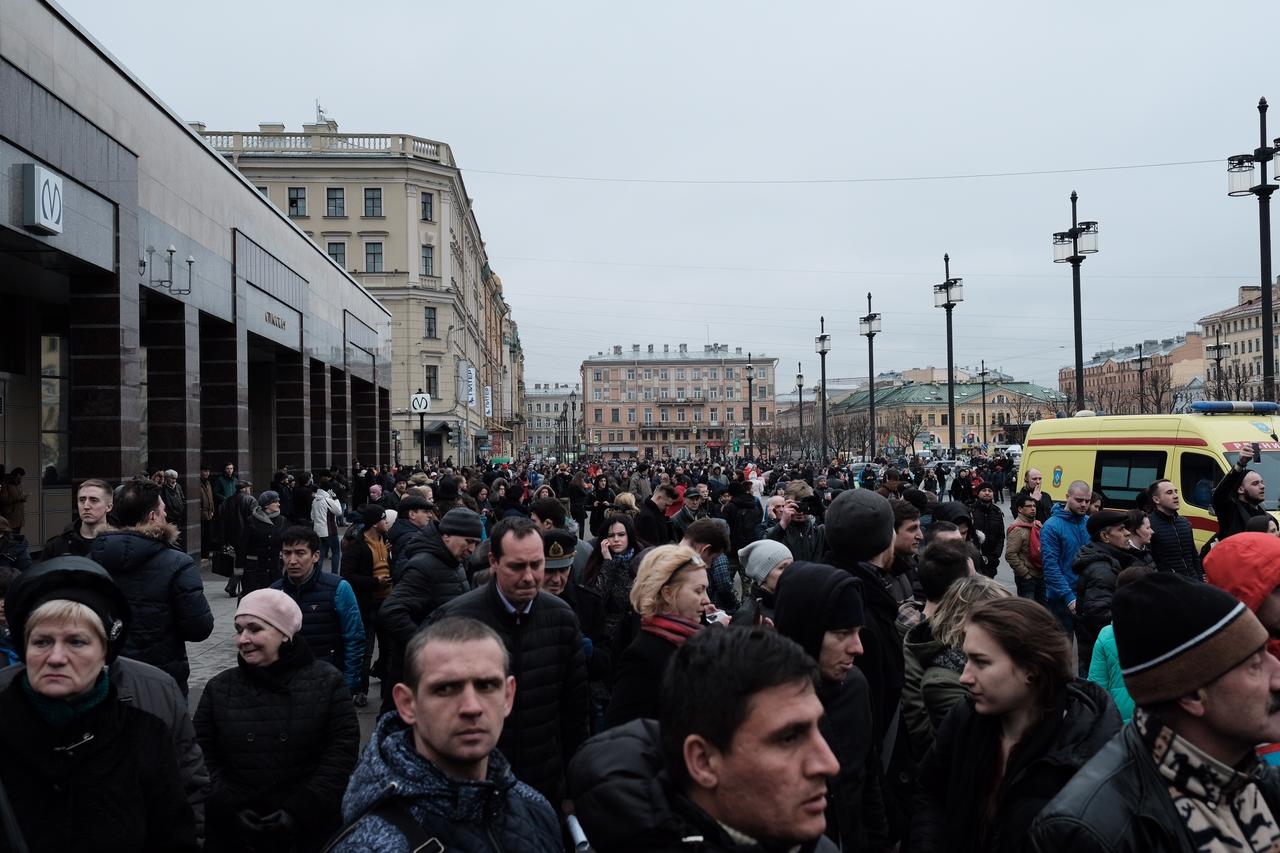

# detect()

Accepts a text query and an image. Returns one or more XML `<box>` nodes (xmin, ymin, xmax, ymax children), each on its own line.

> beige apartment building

<box><xmin>581</xmin><ymin>344</ymin><xmax>779</xmax><ymax>461</ymax></box>
<box><xmin>197</xmin><ymin>116</ymin><xmax>525</xmax><ymax>463</ymax></box>
<box><xmin>524</xmin><ymin>382</ymin><xmax>582</xmax><ymax>459</ymax></box>
<box><xmin>1058</xmin><ymin>334</ymin><xmax>1204</xmax><ymax>414</ymax></box>
<box><xmin>1197</xmin><ymin>282</ymin><xmax>1280</xmax><ymax>401</ymax></box>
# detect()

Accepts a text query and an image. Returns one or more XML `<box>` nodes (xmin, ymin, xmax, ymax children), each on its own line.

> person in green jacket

<box><xmin>1085</xmin><ymin>563</ymin><xmax>1153</xmax><ymax>723</ymax></box>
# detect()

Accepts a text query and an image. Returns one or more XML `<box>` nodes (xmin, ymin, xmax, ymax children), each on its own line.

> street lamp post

<box><xmin>978</xmin><ymin>360</ymin><xmax>989</xmax><ymax>449</ymax></box>
<box><xmin>934</xmin><ymin>255</ymin><xmax>965</xmax><ymax>458</ymax></box>
<box><xmin>816</xmin><ymin>318</ymin><xmax>831</xmax><ymax>466</ymax></box>
<box><xmin>1052</xmin><ymin>191</ymin><xmax>1101</xmax><ymax>412</ymax></box>
<box><xmin>1228</xmin><ymin>97</ymin><xmax>1279</xmax><ymax>401</ymax></box>
<box><xmin>1207</xmin><ymin>329</ymin><xmax>1230</xmax><ymax>401</ymax></box>
<box><xmin>746</xmin><ymin>354</ymin><xmax>755</xmax><ymax>463</ymax></box>
<box><xmin>559</xmin><ymin>405</ymin><xmax>567</xmax><ymax>460</ymax></box>
<box><xmin>570</xmin><ymin>390</ymin><xmax>578</xmax><ymax>462</ymax></box>
<box><xmin>859</xmin><ymin>293</ymin><xmax>881</xmax><ymax>462</ymax></box>
<box><xmin>796</xmin><ymin>363</ymin><xmax>805</xmax><ymax>461</ymax></box>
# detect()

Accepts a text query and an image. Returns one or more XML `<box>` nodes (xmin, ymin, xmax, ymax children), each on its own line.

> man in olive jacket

<box><xmin>430</xmin><ymin>517</ymin><xmax>589</xmax><ymax>806</ymax></box>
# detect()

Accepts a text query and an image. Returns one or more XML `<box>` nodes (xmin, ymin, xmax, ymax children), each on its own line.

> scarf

<box><xmin>22</xmin><ymin>668</ymin><xmax>110</xmax><ymax>728</ymax></box>
<box><xmin>365</xmin><ymin>530</ymin><xmax>392</xmax><ymax>602</ymax></box>
<box><xmin>1135</xmin><ymin>708</ymin><xmax>1280</xmax><ymax>853</ymax></box>
<box><xmin>641</xmin><ymin>613</ymin><xmax>701</xmax><ymax>647</ymax></box>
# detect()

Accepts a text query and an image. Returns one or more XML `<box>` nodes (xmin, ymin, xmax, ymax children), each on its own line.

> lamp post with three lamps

<box><xmin>1052</xmin><ymin>191</ymin><xmax>1100</xmax><ymax>413</ymax></box>
<box><xmin>933</xmin><ymin>255</ymin><xmax>965</xmax><ymax>458</ymax></box>
<box><xmin>859</xmin><ymin>293</ymin><xmax>881</xmax><ymax>461</ymax></box>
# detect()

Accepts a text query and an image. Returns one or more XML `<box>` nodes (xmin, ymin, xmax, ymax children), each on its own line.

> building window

<box><xmin>326</xmin><ymin>187</ymin><xmax>344</xmax><ymax>216</ymax></box>
<box><xmin>364</xmin><ymin>187</ymin><xmax>383</xmax><ymax>216</ymax></box>
<box><xmin>420</xmin><ymin>245</ymin><xmax>434</xmax><ymax>276</ymax></box>
<box><xmin>760</xmin><ymin>406</ymin><xmax>768</xmax><ymax>422</ymax></box>
<box><xmin>423</xmin><ymin>365</ymin><xmax>439</xmax><ymax>397</ymax></box>
<box><xmin>675</xmin><ymin>387</ymin><xmax>685</xmax><ymax>399</ymax></box>
<box><xmin>40</xmin><ymin>334</ymin><xmax>70</xmax><ymax>485</ymax></box>
<box><xmin>593</xmin><ymin>370</ymin><xmax>603</xmax><ymax>382</ymax></box>
<box><xmin>327</xmin><ymin>242</ymin><xmax>346</xmax><ymax>267</ymax></box>
<box><xmin>611</xmin><ymin>408</ymin><xmax>620</xmax><ymax>423</ymax></box>
<box><xmin>660</xmin><ymin>409</ymin><xmax>670</xmax><ymax>422</ymax></box>
<box><xmin>255</xmin><ymin>186</ymin><xmax>268</xmax><ymax>196</ymax></box>
<box><xmin>677</xmin><ymin>408</ymin><xmax>686</xmax><ymax>422</ymax></box>
<box><xmin>693</xmin><ymin>408</ymin><xmax>703</xmax><ymax>421</ymax></box>
<box><xmin>365</xmin><ymin>242</ymin><xmax>384</xmax><ymax>272</ymax></box>
<box><xmin>287</xmin><ymin>187</ymin><xmax>307</xmax><ymax>216</ymax></box>
<box><xmin>676</xmin><ymin>369</ymin><xmax>686</xmax><ymax>380</ymax></box>
<box><xmin>727</xmin><ymin>408</ymin><xmax>735</xmax><ymax>422</ymax></box>
<box><xmin>423</xmin><ymin>307</ymin><xmax>438</xmax><ymax>339</ymax></box>
<box><xmin>627</xmin><ymin>408</ymin><xmax>636</xmax><ymax>422</ymax></box>
<box><xmin>743</xmin><ymin>407</ymin><xmax>750</xmax><ymax>421</ymax></box>
<box><xmin>626</xmin><ymin>368</ymin><xmax>636</xmax><ymax>380</ymax></box>
<box><xmin>643</xmin><ymin>369</ymin><xmax>652</xmax><ymax>380</ymax></box>
<box><xmin>594</xmin><ymin>409</ymin><xmax>603</xmax><ymax>423</ymax></box>
<box><xmin>659</xmin><ymin>369</ymin><xmax>668</xmax><ymax>380</ymax></box>
<box><xmin>660</xmin><ymin>388</ymin><xmax>669</xmax><ymax>400</ymax></box>
<box><xmin>711</xmin><ymin>408</ymin><xmax>719</xmax><ymax>422</ymax></box>
<box><xmin>644</xmin><ymin>409</ymin><xmax>653</xmax><ymax>424</ymax></box>
<box><xmin>420</xmin><ymin>192</ymin><xmax>433</xmax><ymax>221</ymax></box>
<box><xmin>725</xmin><ymin>367</ymin><xmax>735</xmax><ymax>379</ymax></box>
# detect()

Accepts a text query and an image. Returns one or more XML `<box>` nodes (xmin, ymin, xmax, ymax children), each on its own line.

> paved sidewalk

<box><xmin>187</xmin><ymin>562</ymin><xmax>383</xmax><ymax>746</ymax></box>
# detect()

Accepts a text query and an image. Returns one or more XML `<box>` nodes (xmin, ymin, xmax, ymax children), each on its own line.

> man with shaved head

<box><xmin>1011</xmin><ymin>467</ymin><xmax>1054</xmax><ymax>523</ymax></box>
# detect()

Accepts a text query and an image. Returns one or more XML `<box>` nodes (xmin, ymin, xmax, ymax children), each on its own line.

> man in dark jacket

<box><xmin>43</xmin><ymin>478</ymin><xmax>113</xmax><ymax>559</ymax></box>
<box><xmin>1010</xmin><ymin>467</ymin><xmax>1054</xmax><ymax>522</ymax></box>
<box><xmin>1145</xmin><ymin>479</ymin><xmax>1204</xmax><ymax>580</ymax></box>
<box><xmin>765</xmin><ymin>484</ymin><xmax>827</xmax><ymax>563</ymax></box>
<box><xmin>329</xmin><ymin>616</ymin><xmax>561</xmax><ymax>852</ymax></box>
<box><xmin>431</xmin><ymin>516</ymin><xmax>589</xmax><ymax>806</ymax></box>
<box><xmin>773</xmin><ymin>562</ymin><xmax>888</xmax><ymax>851</ymax></box>
<box><xmin>1213</xmin><ymin>447</ymin><xmax>1268</xmax><ymax>541</ymax></box>
<box><xmin>89</xmin><ymin>480</ymin><xmax>213</xmax><ymax>695</ymax></box>
<box><xmin>670</xmin><ymin>488</ymin><xmax>709</xmax><ymax>539</ymax></box>
<box><xmin>722</xmin><ymin>480</ymin><xmax>763</xmax><ymax>560</ymax></box>
<box><xmin>969</xmin><ymin>482</ymin><xmax>1005</xmax><ymax>578</ymax></box>
<box><xmin>1071</xmin><ymin>510</ymin><xmax>1136</xmax><ymax>673</ymax></box>
<box><xmin>377</xmin><ymin>507</ymin><xmax>480</xmax><ymax>714</ymax></box>
<box><xmin>385</xmin><ymin>494</ymin><xmax>433</xmax><ymax>577</ymax></box>
<box><xmin>636</xmin><ymin>484</ymin><xmax>677</xmax><ymax>548</ymax></box>
<box><xmin>570</xmin><ymin>627</ymin><xmax>840</xmax><ymax>853</ymax></box>
<box><xmin>1031</xmin><ymin>574</ymin><xmax>1280</xmax><ymax>852</ymax></box>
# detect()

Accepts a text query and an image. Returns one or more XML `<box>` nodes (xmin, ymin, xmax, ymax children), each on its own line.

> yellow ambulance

<box><xmin>1020</xmin><ymin>401</ymin><xmax>1280</xmax><ymax>550</ymax></box>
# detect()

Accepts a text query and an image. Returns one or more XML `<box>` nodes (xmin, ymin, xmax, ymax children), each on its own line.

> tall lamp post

<box><xmin>978</xmin><ymin>360</ymin><xmax>990</xmax><ymax>449</ymax></box>
<box><xmin>796</xmin><ymin>363</ymin><xmax>805</xmax><ymax>461</ymax></box>
<box><xmin>746</xmin><ymin>354</ymin><xmax>756</xmax><ymax>463</ymax></box>
<box><xmin>933</xmin><ymin>255</ymin><xmax>965</xmax><ymax>458</ymax></box>
<box><xmin>816</xmin><ymin>318</ymin><xmax>831</xmax><ymax>465</ymax></box>
<box><xmin>1207</xmin><ymin>331</ymin><xmax>1230</xmax><ymax>401</ymax></box>
<box><xmin>859</xmin><ymin>293</ymin><xmax>881</xmax><ymax>461</ymax></box>
<box><xmin>1052</xmin><ymin>191</ymin><xmax>1100</xmax><ymax>412</ymax></box>
<box><xmin>559</xmin><ymin>405</ymin><xmax>567</xmax><ymax>460</ymax></box>
<box><xmin>1227</xmin><ymin>97</ymin><xmax>1279</xmax><ymax>401</ymax></box>
<box><xmin>569</xmin><ymin>389</ymin><xmax>578</xmax><ymax>461</ymax></box>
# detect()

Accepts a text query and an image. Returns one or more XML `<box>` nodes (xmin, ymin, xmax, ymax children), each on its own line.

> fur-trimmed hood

<box><xmin>89</xmin><ymin>521</ymin><xmax>183</xmax><ymax>577</ymax></box>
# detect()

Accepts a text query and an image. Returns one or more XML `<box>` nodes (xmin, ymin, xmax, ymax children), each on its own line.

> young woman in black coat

<box><xmin>196</xmin><ymin>589</ymin><xmax>359</xmax><ymax>853</ymax></box>
<box><xmin>911</xmin><ymin>597</ymin><xmax>1120</xmax><ymax>853</ymax></box>
<box><xmin>588</xmin><ymin>474</ymin><xmax>616</xmax><ymax>538</ymax></box>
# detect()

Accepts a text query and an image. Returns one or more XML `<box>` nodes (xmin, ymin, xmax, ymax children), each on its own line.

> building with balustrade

<box><xmin>196</xmin><ymin>116</ymin><xmax>525</xmax><ymax>463</ymax></box>
<box><xmin>580</xmin><ymin>344</ymin><xmax>779</xmax><ymax>460</ymax></box>
<box><xmin>525</xmin><ymin>383</ymin><xmax>582</xmax><ymax>460</ymax></box>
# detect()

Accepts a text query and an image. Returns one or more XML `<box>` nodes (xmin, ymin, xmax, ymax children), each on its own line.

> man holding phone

<box><xmin>765</xmin><ymin>481</ymin><xmax>827</xmax><ymax>562</ymax></box>
<box><xmin>1213</xmin><ymin>443</ymin><xmax>1269</xmax><ymax>541</ymax></box>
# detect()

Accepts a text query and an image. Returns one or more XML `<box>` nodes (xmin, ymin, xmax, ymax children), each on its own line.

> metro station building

<box><xmin>0</xmin><ymin>0</ymin><xmax>393</xmax><ymax>552</ymax></box>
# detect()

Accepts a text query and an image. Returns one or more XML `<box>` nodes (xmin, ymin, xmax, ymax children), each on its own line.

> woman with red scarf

<box><xmin>604</xmin><ymin>544</ymin><xmax>710</xmax><ymax>728</ymax></box>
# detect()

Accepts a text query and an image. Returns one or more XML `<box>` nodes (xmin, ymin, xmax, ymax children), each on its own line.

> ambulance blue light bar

<box><xmin>1190</xmin><ymin>401</ymin><xmax>1280</xmax><ymax>414</ymax></box>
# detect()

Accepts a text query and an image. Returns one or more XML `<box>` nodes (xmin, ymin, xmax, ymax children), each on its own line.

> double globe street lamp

<box><xmin>934</xmin><ymin>255</ymin><xmax>964</xmax><ymax>458</ymax></box>
<box><xmin>1227</xmin><ymin>97</ymin><xmax>1279</xmax><ymax>402</ymax></box>
<box><xmin>815</xmin><ymin>319</ymin><xmax>831</xmax><ymax>465</ymax></box>
<box><xmin>796</xmin><ymin>363</ymin><xmax>805</xmax><ymax>461</ymax></box>
<box><xmin>1052</xmin><ymin>191</ymin><xmax>1100</xmax><ymax>412</ymax></box>
<box><xmin>859</xmin><ymin>293</ymin><xmax>881</xmax><ymax>461</ymax></box>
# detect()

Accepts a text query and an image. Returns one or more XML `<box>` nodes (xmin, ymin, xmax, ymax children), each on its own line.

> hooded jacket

<box><xmin>90</xmin><ymin>521</ymin><xmax>214</xmax><ymax>693</ymax></box>
<box><xmin>328</xmin><ymin>712</ymin><xmax>560</xmax><ymax>853</ymax></box>
<box><xmin>902</xmin><ymin>619</ymin><xmax>969</xmax><ymax>758</ymax></box>
<box><xmin>721</xmin><ymin>490</ymin><xmax>763</xmax><ymax>558</ymax></box>
<box><xmin>568</xmin><ymin>719</ymin><xmax>839</xmax><ymax>853</ymax></box>
<box><xmin>1204</xmin><ymin>531</ymin><xmax>1280</xmax><ymax>660</ymax></box>
<box><xmin>636</xmin><ymin>498</ymin><xmax>676</xmax><ymax>548</ymax></box>
<box><xmin>1072</xmin><ymin>540</ymin><xmax>1135</xmax><ymax>628</ymax></box>
<box><xmin>774</xmin><ymin>562</ymin><xmax>889</xmax><ymax>851</ymax></box>
<box><xmin>1041</xmin><ymin>503</ymin><xmax>1091</xmax><ymax>605</ymax></box>
<box><xmin>765</xmin><ymin>516</ymin><xmax>827</xmax><ymax>563</ymax></box>
<box><xmin>912</xmin><ymin>680</ymin><xmax>1121</xmax><ymax>853</ymax></box>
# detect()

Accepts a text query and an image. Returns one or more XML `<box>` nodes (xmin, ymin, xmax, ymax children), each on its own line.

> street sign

<box><xmin>410</xmin><ymin>393</ymin><xmax>431</xmax><ymax>413</ymax></box>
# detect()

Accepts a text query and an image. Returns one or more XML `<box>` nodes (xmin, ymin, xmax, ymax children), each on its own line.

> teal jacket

<box><xmin>1087</xmin><ymin>624</ymin><xmax>1133</xmax><ymax>722</ymax></box>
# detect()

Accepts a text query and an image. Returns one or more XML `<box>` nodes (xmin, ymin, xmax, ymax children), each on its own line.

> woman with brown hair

<box><xmin>911</xmin><ymin>597</ymin><xmax>1121</xmax><ymax>853</ymax></box>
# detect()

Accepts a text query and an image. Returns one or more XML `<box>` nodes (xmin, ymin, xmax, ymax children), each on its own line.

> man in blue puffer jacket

<box><xmin>329</xmin><ymin>616</ymin><xmax>561</xmax><ymax>852</ymax></box>
<box><xmin>271</xmin><ymin>525</ymin><xmax>364</xmax><ymax>694</ymax></box>
<box><xmin>1040</xmin><ymin>481</ymin><xmax>1092</xmax><ymax>657</ymax></box>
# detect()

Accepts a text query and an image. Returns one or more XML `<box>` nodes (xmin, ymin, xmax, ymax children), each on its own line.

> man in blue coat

<box><xmin>1040</xmin><ymin>480</ymin><xmax>1092</xmax><ymax>668</ymax></box>
<box><xmin>270</xmin><ymin>525</ymin><xmax>364</xmax><ymax>694</ymax></box>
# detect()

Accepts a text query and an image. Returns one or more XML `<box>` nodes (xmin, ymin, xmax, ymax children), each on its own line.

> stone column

<box><xmin>310</xmin><ymin>359</ymin><xmax>330</xmax><ymax>472</ymax></box>
<box><xmin>330</xmin><ymin>368</ymin><xmax>350</xmax><ymax>468</ymax></box>
<box><xmin>352</xmin><ymin>377</ymin><xmax>377</xmax><ymax>468</ymax></box>
<box><xmin>199</xmin><ymin>314</ymin><xmax>248</xmax><ymax>474</ymax></box>
<box><xmin>274</xmin><ymin>348</ymin><xmax>309</xmax><ymax>474</ymax></box>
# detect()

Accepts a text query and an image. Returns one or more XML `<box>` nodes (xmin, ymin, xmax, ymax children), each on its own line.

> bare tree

<box><xmin>1144</xmin><ymin>364</ymin><xmax>1174</xmax><ymax>414</ymax></box>
<box><xmin>886</xmin><ymin>409</ymin><xmax>919</xmax><ymax>455</ymax></box>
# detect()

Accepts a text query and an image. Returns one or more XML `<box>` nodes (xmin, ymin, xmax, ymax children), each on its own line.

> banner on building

<box><xmin>467</xmin><ymin>367</ymin><xmax>477</xmax><ymax>407</ymax></box>
<box><xmin>483</xmin><ymin>385</ymin><xmax>493</xmax><ymax>417</ymax></box>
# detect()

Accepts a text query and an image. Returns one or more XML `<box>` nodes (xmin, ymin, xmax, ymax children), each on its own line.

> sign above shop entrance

<box><xmin>22</xmin><ymin>164</ymin><xmax>63</xmax><ymax>235</ymax></box>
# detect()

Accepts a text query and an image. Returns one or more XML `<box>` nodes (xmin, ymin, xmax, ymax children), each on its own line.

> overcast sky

<box><xmin>59</xmin><ymin>0</ymin><xmax>1276</xmax><ymax>390</ymax></box>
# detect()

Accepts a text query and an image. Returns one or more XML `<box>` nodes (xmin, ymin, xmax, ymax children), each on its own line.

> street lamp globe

<box><xmin>815</xmin><ymin>332</ymin><xmax>831</xmax><ymax>354</ymax></box>
<box><xmin>796</xmin><ymin>368</ymin><xmax>804</xmax><ymax>390</ymax></box>
<box><xmin>859</xmin><ymin>313</ymin><xmax>881</xmax><ymax>336</ymax></box>
<box><xmin>1052</xmin><ymin>232</ymin><xmax>1074</xmax><ymax>263</ymax></box>
<box><xmin>1077</xmin><ymin>221</ymin><xmax>1101</xmax><ymax>254</ymax></box>
<box><xmin>1229</xmin><ymin>154</ymin><xmax>1258</xmax><ymax>197</ymax></box>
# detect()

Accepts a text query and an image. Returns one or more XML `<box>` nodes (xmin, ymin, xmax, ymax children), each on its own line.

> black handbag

<box><xmin>211</xmin><ymin>547</ymin><xmax>236</xmax><ymax>578</ymax></box>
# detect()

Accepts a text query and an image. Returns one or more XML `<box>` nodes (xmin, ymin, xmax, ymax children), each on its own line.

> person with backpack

<box><xmin>1006</xmin><ymin>493</ymin><xmax>1044</xmax><ymax>603</ymax></box>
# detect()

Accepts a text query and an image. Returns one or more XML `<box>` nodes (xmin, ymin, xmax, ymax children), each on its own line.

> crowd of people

<box><xmin>0</xmin><ymin>449</ymin><xmax>1279</xmax><ymax>851</ymax></box>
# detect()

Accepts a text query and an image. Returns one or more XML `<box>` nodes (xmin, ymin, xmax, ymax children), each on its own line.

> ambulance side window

<box><xmin>1180</xmin><ymin>453</ymin><xmax>1223</xmax><ymax>512</ymax></box>
<box><xmin>1093</xmin><ymin>451</ymin><xmax>1166</xmax><ymax>509</ymax></box>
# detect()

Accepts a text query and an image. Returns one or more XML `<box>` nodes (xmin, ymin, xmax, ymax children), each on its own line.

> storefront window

<box><xmin>39</xmin><ymin>335</ymin><xmax>70</xmax><ymax>485</ymax></box>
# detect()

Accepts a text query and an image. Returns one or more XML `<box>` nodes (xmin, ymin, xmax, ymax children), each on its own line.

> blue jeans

<box><xmin>318</xmin><ymin>533</ymin><xmax>342</xmax><ymax>574</ymax></box>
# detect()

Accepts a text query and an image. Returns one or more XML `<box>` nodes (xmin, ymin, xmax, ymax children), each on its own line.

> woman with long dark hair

<box><xmin>912</xmin><ymin>597</ymin><xmax>1120</xmax><ymax>853</ymax></box>
<box><xmin>588</xmin><ymin>474</ymin><xmax>615</xmax><ymax>538</ymax></box>
<box><xmin>583</xmin><ymin>513</ymin><xmax>639</xmax><ymax>651</ymax></box>
<box><xmin>567</xmin><ymin>472</ymin><xmax>590</xmax><ymax>538</ymax></box>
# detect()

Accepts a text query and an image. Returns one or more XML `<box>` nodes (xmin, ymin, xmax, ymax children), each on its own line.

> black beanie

<box><xmin>824</xmin><ymin>490</ymin><xmax>894</xmax><ymax>563</ymax></box>
<box><xmin>773</xmin><ymin>562</ymin><xmax>865</xmax><ymax>661</ymax></box>
<box><xmin>1113</xmin><ymin>573</ymin><xmax>1267</xmax><ymax>705</ymax></box>
<box><xmin>5</xmin><ymin>556</ymin><xmax>130</xmax><ymax>662</ymax></box>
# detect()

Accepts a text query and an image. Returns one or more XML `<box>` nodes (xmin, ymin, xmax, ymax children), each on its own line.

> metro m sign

<box><xmin>22</xmin><ymin>164</ymin><xmax>64</xmax><ymax>235</ymax></box>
